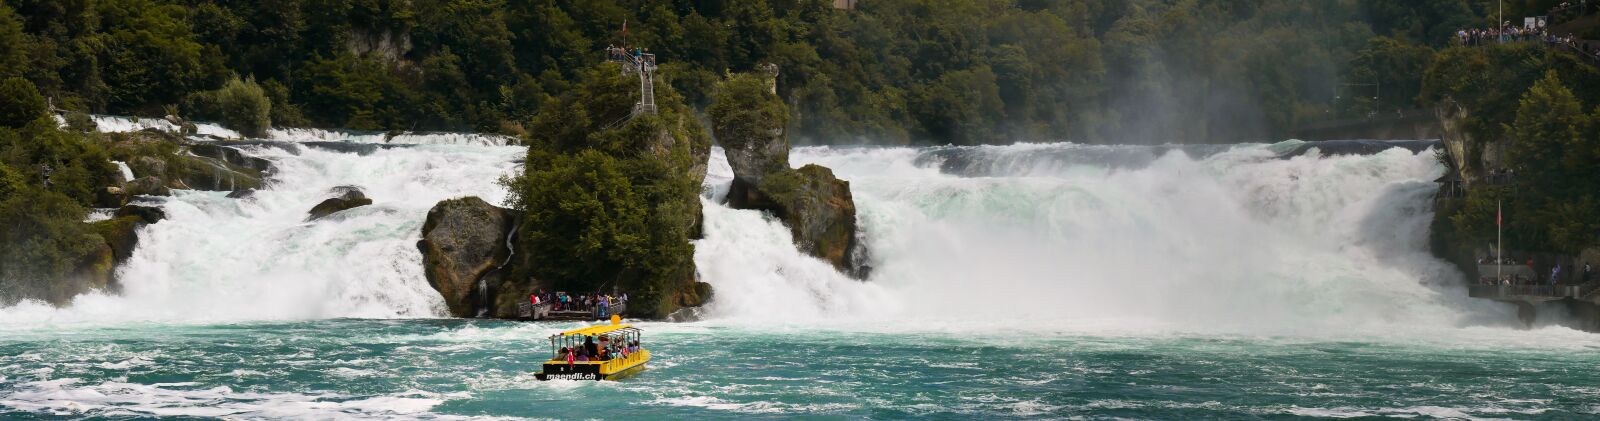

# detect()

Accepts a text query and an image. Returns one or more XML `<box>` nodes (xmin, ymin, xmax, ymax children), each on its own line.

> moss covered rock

<box><xmin>108</xmin><ymin>131</ymin><xmax>268</xmax><ymax>193</ymax></box>
<box><xmin>752</xmin><ymin>165</ymin><xmax>869</xmax><ymax>277</ymax></box>
<box><xmin>91</xmin><ymin>216</ymin><xmax>142</xmax><ymax>263</ymax></box>
<box><xmin>708</xmin><ymin>69</ymin><xmax>870</xmax><ymax>278</ymax></box>
<box><xmin>417</xmin><ymin>196</ymin><xmax>515</xmax><ymax>317</ymax></box>
<box><xmin>306</xmin><ymin>187</ymin><xmax>372</xmax><ymax>221</ymax></box>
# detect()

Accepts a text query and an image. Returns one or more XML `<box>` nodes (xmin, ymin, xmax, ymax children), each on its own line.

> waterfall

<box><xmin>693</xmin><ymin>142</ymin><xmax>1487</xmax><ymax>332</ymax></box>
<box><xmin>0</xmin><ymin>136</ymin><xmax>524</xmax><ymax>325</ymax></box>
<box><xmin>2</xmin><ymin>116</ymin><xmax>1485</xmax><ymax>334</ymax></box>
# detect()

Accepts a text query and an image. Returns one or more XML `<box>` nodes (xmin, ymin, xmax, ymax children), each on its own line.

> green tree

<box><xmin>1344</xmin><ymin>36</ymin><xmax>1435</xmax><ymax>116</ymax></box>
<box><xmin>707</xmin><ymin>72</ymin><xmax>788</xmax><ymax>171</ymax></box>
<box><xmin>211</xmin><ymin>76</ymin><xmax>273</xmax><ymax>138</ymax></box>
<box><xmin>0</xmin><ymin>77</ymin><xmax>47</xmax><ymax>128</ymax></box>
<box><xmin>0</xmin><ymin>4</ymin><xmax>26</xmax><ymax>80</ymax></box>
<box><xmin>911</xmin><ymin>66</ymin><xmax>1004</xmax><ymax>145</ymax></box>
<box><xmin>1508</xmin><ymin>71</ymin><xmax>1592</xmax><ymax>194</ymax></box>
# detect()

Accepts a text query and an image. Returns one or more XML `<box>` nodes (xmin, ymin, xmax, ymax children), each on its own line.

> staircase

<box><xmin>605</xmin><ymin>48</ymin><xmax>659</xmax><ymax>120</ymax></box>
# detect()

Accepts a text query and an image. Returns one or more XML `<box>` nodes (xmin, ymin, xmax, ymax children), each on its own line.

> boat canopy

<box><xmin>557</xmin><ymin>323</ymin><xmax>634</xmax><ymax>337</ymax></box>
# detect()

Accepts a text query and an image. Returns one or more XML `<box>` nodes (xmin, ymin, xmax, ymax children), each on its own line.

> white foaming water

<box><xmin>74</xmin><ymin>114</ymin><xmax>515</xmax><ymax>145</ymax></box>
<box><xmin>0</xmin><ymin>137</ymin><xmax>524</xmax><ymax>325</ymax></box>
<box><xmin>693</xmin><ymin>143</ymin><xmax>1501</xmax><ymax>333</ymax></box>
<box><xmin>2</xmin><ymin>133</ymin><xmax>1498</xmax><ymax>334</ymax></box>
<box><xmin>269</xmin><ymin>127</ymin><xmax>515</xmax><ymax>146</ymax></box>
<box><xmin>110</xmin><ymin>161</ymin><xmax>134</xmax><ymax>182</ymax></box>
<box><xmin>87</xmin><ymin>115</ymin><xmax>240</xmax><ymax>139</ymax></box>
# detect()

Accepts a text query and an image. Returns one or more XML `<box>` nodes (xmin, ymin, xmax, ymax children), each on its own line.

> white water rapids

<box><xmin>2</xmin><ymin>117</ymin><xmax>1505</xmax><ymax>333</ymax></box>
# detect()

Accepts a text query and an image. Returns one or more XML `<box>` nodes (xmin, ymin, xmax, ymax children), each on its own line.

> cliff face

<box><xmin>1434</xmin><ymin>98</ymin><xmax>1511</xmax><ymax>188</ymax></box>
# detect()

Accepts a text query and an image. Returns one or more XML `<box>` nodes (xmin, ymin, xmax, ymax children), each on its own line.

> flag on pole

<box><xmin>1497</xmin><ymin>202</ymin><xmax>1502</xmax><ymax>226</ymax></box>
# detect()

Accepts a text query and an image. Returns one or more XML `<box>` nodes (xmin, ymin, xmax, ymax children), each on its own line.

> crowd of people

<box><xmin>1455</xmin><ymin>24</ymin><xmax>1599</xmax><ymax>64</ymax></box>
<box><xmin>1477</xmin><ymin>257</ymin><xmax>1595</xmax><ymax>287</ymax></box>
<box><xmin>529</xmin><ymin>290</ymin><xmax>628</xmax><ymax>317</ymax></box>
<box><xmin>556</xmin><ymin>334</ymin><xmax>641</xmax><ymax>364</ymax></box>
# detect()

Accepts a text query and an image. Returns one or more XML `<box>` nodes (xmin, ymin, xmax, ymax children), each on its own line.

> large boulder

<box><xmin>115</xmin><ymin>204</ymin><xmax>166</xmax><ymax>224</ymax></box>
<box><xmin>306</xmin><ymin>186</ymin><xmax>372</xmax><ymax>220</ymax></box>
<box><xmin>91</xmin><ymin>205</ymin><xmax>164</xmax><ymax>266</ymax></box>
<box><xmin>95</xmin><ymin>186</ymin><xmax>128</xmax><ymax>208</ymax></box>
<box><xmin>50</xmin><ymin>243</ymin><xmax>115</xmax><ymax>305</ymax></box>
<box><xmin>417</xmin><ymin>197</ymin><xmax>515</xmax><ymax>317</ymax></box>
<box><xmin>124</xmin><ymin>176</ymin><xmax>170</xmax><ymax>197</ymax></box>
<box><xmin>751</xmin><ymin>165</ymin><xmax>870</xmax><ymax>277</ymax></box>
<box><xmin>129</xmin><ymin>156</ymin><xmax>167</xmax><ymax>179</ymax></box>
<box><xmin>91</xmin><ymin>216</ymin><xmax>142</xmax><ymax>264</ymax></box>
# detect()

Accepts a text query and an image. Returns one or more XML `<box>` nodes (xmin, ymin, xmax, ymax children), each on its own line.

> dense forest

<box><xmin>0</xmin><ymin>0</ymin><xmax>1571</xmax><ymax>145</ymax></box>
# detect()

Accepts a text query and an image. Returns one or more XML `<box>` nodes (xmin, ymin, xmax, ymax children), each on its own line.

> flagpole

<box><xmin>1498</xmin><ymin>199</ymin><xmax>1503</xmax><ymax>282</ymax></box>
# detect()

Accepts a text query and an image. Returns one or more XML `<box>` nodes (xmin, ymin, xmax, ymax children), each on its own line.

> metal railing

<box><xmin>1469</xmin><ymin>282</ymin><xmax>1600</xmax><ymax>300</ymax></box>
<box><xmin>518</xmin><ymin>299</ymin><xmax>626</xmax><ymax>320</ymax></box>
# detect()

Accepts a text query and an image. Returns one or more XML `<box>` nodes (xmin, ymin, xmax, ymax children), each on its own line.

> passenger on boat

<box><xmin>584</xmin><ymin>335</ymin><xmax>599</xmax><ymax>359</ymax></box>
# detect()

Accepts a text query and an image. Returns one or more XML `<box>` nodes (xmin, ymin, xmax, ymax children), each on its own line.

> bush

<box><xmin>0</xmin><ymin>161</ymin><xmax>21</xmax><ymax>200</ymax></box>
<box><xmin>0</xmin><ymin>77</ymin><xmax>46</xmax><ymax>128</ymax></box>
<box><xmin>211</xmin><ymin>76</ymin><xmax>272</xmax><ymax>138</ymax></box>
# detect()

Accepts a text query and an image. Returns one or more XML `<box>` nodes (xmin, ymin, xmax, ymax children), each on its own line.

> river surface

<box><xmin>2</xmin><ymin>117</ymin><xmax>1597</xmax><ymax>419</ymax></box>
<box><xmin>3</xmin><ymin>320</ymin><xmax>1599</xmax><ymax>419</ymax></box>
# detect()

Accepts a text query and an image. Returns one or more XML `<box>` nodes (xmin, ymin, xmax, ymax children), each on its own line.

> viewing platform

<box><xmin>1467</xmin><ymin>283</ymin><xmax>1599</xmax><ymax>302</ymax></box>
<box><xmin>1469</xmin><ymin>280</ymin><xmax>1600</xmax><ymax>327</ymax></box>
<box><xmin>517</xmin><ymin>300</ymin><xmax>627</xmax><ymax>322</ymax></box>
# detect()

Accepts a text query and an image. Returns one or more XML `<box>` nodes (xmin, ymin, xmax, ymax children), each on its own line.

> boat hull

<box><xmin>534</xmin><ymin>351</ymin><xmax>650</xmax><ymax>381</ymax></box>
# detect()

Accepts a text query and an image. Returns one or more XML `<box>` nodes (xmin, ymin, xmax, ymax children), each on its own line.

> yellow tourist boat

<box><xmin>535</xmin><ymin>315</ymin><xmax>650</xmax><ymax>381</ymax></box>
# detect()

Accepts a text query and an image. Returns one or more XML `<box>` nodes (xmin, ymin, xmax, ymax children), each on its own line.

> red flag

<box><xmin>1497</xmin><ymin>202</ymin><xmax>1502</xmax><ymax>226</ymax></box>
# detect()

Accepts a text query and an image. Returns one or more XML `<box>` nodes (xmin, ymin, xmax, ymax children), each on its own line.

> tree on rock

<box><xmin>707</xmin><ymin>68</ymin><xmax>870</xmax><ymax>278</ymax></box>
<box><xmin>187</xmin><ymin>76</ymin><xmax>272</xmax><ymax>138</ymax></box>
<box><xmin>501</xmin><ymin>63</ymin><xmax>710</xmax><ymax>318</ymax></box>
<box><xmin>708</xmin><ymin>71</ymin><xmax>789</xmax><ymax>207</ymax></box>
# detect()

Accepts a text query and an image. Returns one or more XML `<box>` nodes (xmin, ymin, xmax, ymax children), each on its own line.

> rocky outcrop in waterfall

<box><xmin>417</xmin><ymin>197</ymin><xmax>515</xmax><ymax>317</ymax></box>
<box><xmin>745</xmin><ymin>164</ymin><xmax>868</xmax><ymax>277</ymax></box>
<box><xmin>709</xmin><ymin>67</ymin><xmax>871</xmax><ymax>278</ymax></box>
<box><xmin>306</xmin><ymin>186</ymin><xmax>372</xmax><ymax>220</ymax></box>
<box><xmin>104</xmin><ymin>130</ymin><xmax>270</xmax><ymax>201</ymax></box>
<box><xmin>93</xmin><ymin>204</ymin><xmax>165</xmax><ymax>265</ymax></box>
